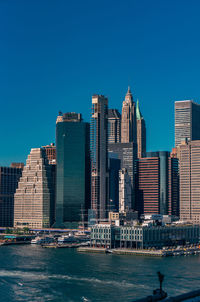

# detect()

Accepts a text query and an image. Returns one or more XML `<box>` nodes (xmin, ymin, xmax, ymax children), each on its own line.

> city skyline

<box><xmin>2</xmin><ymin>1</ymin><xmax>200</xmax><ymax>164</ymax></box>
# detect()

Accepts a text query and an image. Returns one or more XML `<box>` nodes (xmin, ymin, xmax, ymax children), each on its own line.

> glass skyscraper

<box><xmin>55</xmin><ymin>113</ymin><xmax>90</xmax><ymax>228</ymax></box>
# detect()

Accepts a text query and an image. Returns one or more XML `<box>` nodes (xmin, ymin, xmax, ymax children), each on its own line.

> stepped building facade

<box><xmin>14</xmin><ymin>148</ymin><xmax>54</xmax><ymax>228</ymax></box>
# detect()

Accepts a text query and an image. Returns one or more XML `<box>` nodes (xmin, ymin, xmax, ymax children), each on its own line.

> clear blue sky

<box><xmin>1</xmin><ymin>0</ymin><xmax>200</xmax><ymax>165</ymax></box>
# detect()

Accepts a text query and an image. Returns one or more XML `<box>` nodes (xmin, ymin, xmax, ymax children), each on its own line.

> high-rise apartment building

<box><xmin>136</xmin><ymin>100</ymin><xmax>146</xmax><ymax>158</ymax></box>
<box><xmin>55</xmin><ymin>112</ymin><xmax>90</xmax><ymax>228</ymax></box>
<box><xmin>179</xmin><ymin>140</ymin><xmax>200</xmax><ymax>223</ymax></box>
<box><xmin>119</xmin><ymin>168</ymin><xmax>132</xmax><ymax>213</ymax></box>
<box><xmin>14</xmin><ymin>148</ymin><xmax>54</xmax><ymax>228</ymax></box>
<box><xmin>108</xmin><ymin>109</ymin><xmax>121</xmax><ymax>144</ymax></box>
<box><xmin>0</xmin><ymin>166</ymin><xmax>22</xmax><ymax>227</ymax></box>
<box><xmin>91</xmin><ymin>95</ymin><xmax>109</xmax><ymax>221</ymax></box>
<box><xmin>121</xmin><ymin>87</ymin><xmax>137</xmax><ymax>143</ymax></box>
<box><xmin>175</xmin><ymin>100</ymin><xmax>200</xmax><ymax>147</ymax></box>
<box><xmin>135</xmin><ymin>151</ymin><xmax>179</xmax><ymax>217</ymax></box>
<box><xmin>42</xmin><ymin>143</ymin><xmax>56</xmax><ymax>165</ymax></box>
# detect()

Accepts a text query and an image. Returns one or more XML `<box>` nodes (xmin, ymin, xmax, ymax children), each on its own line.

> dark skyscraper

<box><xmin>108</xmin><ymin>154</ymin><xmax>120</xmax><ymax>212</ymax></box>
<box><xmin>135</xmin><ymin>151</ymin><xmax>179</xmax><ymax>217</ymax></box>
<box><xmin>108</xmin><ymin>142</ymin><xmax>137</xmax><ymax>209</ymax></box>
<box><xmin>136</xmin><ymin>99</ymin><xmax>146</xmax><ymax>158</ymax></box>
<box><xmin>55</xmin><ymin>112</ymin><xmax>90</xmax><ymax>228</ymax></box>
<box><xmin>175</xmin><ymin>100</ymin><xmax>200</xmax><ymax>147</ymax></box>
<box><xmin>91</xmin><ymin>95</ymin><xmax>109</xmax><ymax>221</ymax></box>
<box><xmin>0</xmin><ymin>166</ymin><xmax>22</xmax><ymax>227</ymax></box>
<box><xmin>108</xmin><ymin>109</ymin><xmax>121</xmax><ymax>144</ymax></box>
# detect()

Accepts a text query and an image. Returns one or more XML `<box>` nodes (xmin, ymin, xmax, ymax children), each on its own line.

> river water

<box><xmin>0</xmin><ymin>245</ymin><xmax>199</xmax><ymax>302</ymax></box>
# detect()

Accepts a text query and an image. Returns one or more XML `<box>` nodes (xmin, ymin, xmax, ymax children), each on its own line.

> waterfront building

<box><xmin>119</xmin><ymin>168</ymin><xmax>132</xmax><ymax>213</ymax></box>
<box><xmin>108</xmin><ymin>109</ymin><xmax>121</xmax><ymax>144</ymax></box>
<box><xmin>135</xmin><ymin>151</ymin><xmax>179</xmax><ymax>217</ymax></box>
<box><xmin>108</xmin><ymin>142</ymin><xmax>138</xmax><ymax>209</ymax></box>
<box><xmin>14</xmin><ymin>148</ymin><xmax>54</xmax><ymax>228</ymax></box>
<box><xmin>175</xmin><ymin>100</ymin><xmax>200</xmax><ymax>147</ymax></box>
<box><xmin>91</xmin><ymin>223</ymin><xmax>199</xmax><ymax>249</ymax></box>
<box><xmin>179</xmin><ymin>140</ymin><xmax>200</xmax><ymax>224</ymax></box>
<box><xmin>108</xmin><ymin>155</ymin><xmax>120</xmax><ymax>212</ymax></box>
<box><xmin>121</xmin><ymin>87</ymin><xmax>137</xmax><ymax>144</ymax></box>
<box><xmin>42</xmin><ymin>143</ymin><xmax>56</xmax><ymax>165</ymax></box>
<box><xmin>55</xmin><ymin>112</ymin><xmax>90</xmax><ymax>228</ymax></box>
<box><xmin>136</xmin><ymin>100</ymin><xmax>146</xmax><ymax>158</ymax></box>
<box><xmin>91</xmin><ymin>95</ymin><xmax>109</xmax><ymax>222</ymax></box>
<box><xmin>0</xmin><ymin>166</ymin><xmax>22</xmax><ymax>227</ymax></box>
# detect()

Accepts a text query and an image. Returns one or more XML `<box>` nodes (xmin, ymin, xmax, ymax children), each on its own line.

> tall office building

<box><xmin>121</xmin><ymin>87</ymin><xmax>137</xmax><ymax>143</ymax></box>
<box><xmin>175</xmin><ymin>100</ymin><xmax>200</xmax><ymax>147</ymax></box>
<box><xmin>119</xmin><ymin>168</ymin><xmax>132</xmax><ymax>213</ymax></box>
<box><xmin>55</xmin><ymin>112</ymin><xmax>90</xmax><ymax>228</ymax></box>
<box><xmin>91</xmin><ymin>95</ymin><xmax>109</xmax><ymax>221</ymax></box>
<box><xmin>0</xmin><ymin>166</ymin><xmax>22</xmax><ymax>227</ymax></box>
<box><xmin>108</xmin><ymin>109</ymin><xmax>121</xmax><ymax>144</ymax></box>
<box><xmin>135</xmin><ymin>151</ymin><xmax>179</xmax><ymax>217</ymax></box>
<box><xmin>136</xmin><ymin>99</ymin><xmax>146</xmax><ymax>158</ymax></box>
<box><xmin>179</xmin><ymin>140</ymin><xmax>200</xmax><ymax>223</ymax></box>
<box><xmin>14</xmin><ymin>148</ymin><xmax>54</xmax><ymax>228</ymax></box>
<box><xmin>108</xmin><ymin>142</ymin><xmax>137</xmax><ymax>209</ymax></box>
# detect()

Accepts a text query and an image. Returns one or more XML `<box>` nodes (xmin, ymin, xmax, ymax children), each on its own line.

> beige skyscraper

<box><xmin>179</xmin><ymin>140</ymin><xmax>200</xmax><ymax>224</ymax></box>
<box><xmin>121</xmin><ymin>87</ymin><xmax>137</xmax><ymax>144</ymax></box>
<box><xmin>14</xmin><ymin>148</ymin><xmax>54</xmax><ymax>228</ymax></box>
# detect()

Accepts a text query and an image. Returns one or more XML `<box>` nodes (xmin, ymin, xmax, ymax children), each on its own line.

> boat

<box><xmin>31</xmin><ymin>236</ymin><xmax>55</xmax><ymax>245</ymax></box>
<box><xmin>57</xmin><ymin>233</ymin><xmax>77</xmax><ymax>244</ymax></box>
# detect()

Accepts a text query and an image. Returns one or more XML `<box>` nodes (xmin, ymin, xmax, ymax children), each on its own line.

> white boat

<box><xmin>31</xmin><ymin>236</ymin><xmax>55</xmax><ymax>245</ymax></box>
<box><xmin>57</xmin><ymin>233</ymin><xmax>77</xmax><ymax>244</ymax></box>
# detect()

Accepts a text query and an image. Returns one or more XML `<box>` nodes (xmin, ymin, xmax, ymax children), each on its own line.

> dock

<box><xmin>77</xmin><ymin>247</ymin><xmax>200</xmax><ymax>257</ymax></box>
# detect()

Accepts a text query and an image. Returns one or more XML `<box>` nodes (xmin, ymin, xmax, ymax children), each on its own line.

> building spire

<box><xmin>136</xmin><ymin>99</ymin><xmax>143</xmax><ymax>120</ymax></box>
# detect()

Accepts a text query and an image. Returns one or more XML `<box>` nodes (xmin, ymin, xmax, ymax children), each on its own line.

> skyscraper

<box><xmin>14</xmin><ymin>148</ymin><xmax>54</xmax><ymax>228</ymax></box>
<box><xmin>0</xmin><ymin>166</ymin><xmax>22</xmax><ymax>227</ymax></box>
<box><xmin>136</xmin><ymin>99</ymin><xmax>146</xmax><ymax>158</ymax></box>
<box><xmin>108</xmin><ymin>154</ymin><xmax>120</xmax><ymax>212</ymax></box>
<box><xmin>91</xmin><ymin>95</ymin><xmax>109</xmax><ymax>221</ymax></box>
<box><xmin>175</xmin><ymin>100</ymin><xmax>200</xmax><ymax>147</ymax></box>
<box><xmin>121</xmin><ymin>87</ymin><xmax>137</xmax><ymax>143</ymax></box>
<box><xmin>108</xmin><ymin>109</ymin><xmax>121</xmax><ymax>144</ymax></box>
<box><xmin>55</xmin><ymin>112</ymin><xmax>90</xmax><ymax>228</ymax></box>
<box><xmin>108</xmin><ymin>142</ymin><xmax>137</xmax><ymax>209</ymax></box>
<box><xmin>179</xmin><ymin>140</ymin><xmax>200</xmax><ymax>224</ymax></box>
<box><xmin>135</xmin><ymin>151</ymin><xmax>179</xmax><ymax>217</ymax></box>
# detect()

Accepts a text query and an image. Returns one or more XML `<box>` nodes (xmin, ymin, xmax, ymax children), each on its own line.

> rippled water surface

<box><xmin>0</xmin><ymin>245</ymin><xmax>200</xmax><ymax>301</ymax></box>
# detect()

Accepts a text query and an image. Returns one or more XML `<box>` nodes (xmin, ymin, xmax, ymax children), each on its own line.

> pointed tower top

<box><xmin>127</xmin><ymin>86</ymin><xmax>131</xmax><ymax>94</ymax></box>
<box><xmin>136</xmin><ymin>99</ymin><xmax>143</xmax><ymax>120</ymax></box>
<box><xmin>125</xmin><ymin>86</ymin><xmax>133</xmax><ymax>103</ymax></box>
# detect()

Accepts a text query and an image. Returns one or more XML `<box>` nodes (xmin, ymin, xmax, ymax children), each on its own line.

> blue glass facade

<box><xmin>55</xmin><ymin>121</ymin><xmax>90</xmax><ymax>228</ymax></box>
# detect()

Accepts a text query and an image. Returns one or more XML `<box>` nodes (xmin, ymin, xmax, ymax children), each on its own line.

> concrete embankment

<box><xmin>77</xmin><ymin>247</ymin><xmax>163</xmax><ymax>256</ymax></box>
<box><xmin>77</xmin><ymin>247</ymin><xmax>200</xmax><ymax>257</ymax></box>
